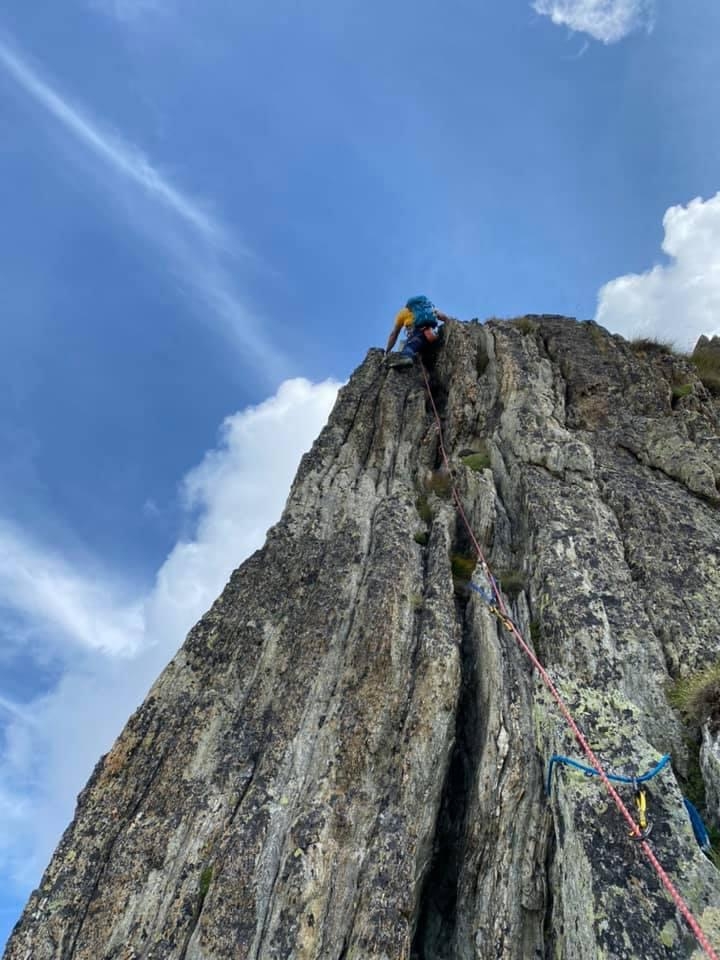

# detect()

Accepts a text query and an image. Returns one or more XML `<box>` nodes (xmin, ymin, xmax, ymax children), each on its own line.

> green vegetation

<box><xmin>415</xmin><ymin>470</ymin><xmax>454</xmax><ymax>529</ymax></box>
<box><xmin>671</xmin><ymin>383</ymin><xmax>692</xmax><ymax>400</ymax></box>
<box><xmin>691</xmin><ymin>347</ymin><xmax>720</xmax><ymax>396</ymax></box>
<box><xmin>414</xmin><ymin>531</ymin><xmax>429</xmax><ymax>546</ymax></box>
<box><xmin>668</xmin><ymin>660</ymin><xmax>720</xmax><ymax>728</ymax></box>
<box><xmin>530</xmin><ymin>619</ymin><xmax>542</xmax><ymax>645</ymax></box>
<box><xmin>669</xmin><ymin>663</ymin><xmax>720</xmax><ymax>866</ymax></box>
<box><xmin>199</xmin><ymin>866</ymin><xmax>213</xmax><ymax>901</ymax></box>
<box><xmin>462</xmin><ymin>452</ymin><xmax>491</xmax><ymax>471</ymax></box>
<box><xmin>497</xmin><ymin>569</ymin><xmax>526</xmax><ymax>599</ymax></box>
<box><xmin>512</xmin><ymin>316</ymin><xmax>538</xmax><ymax>336</ymax></box>
<box><xmin>629</xmin><ymin>336</ymin><xmax>677</xmax><ymax>356</ymax></box>
<box><xmin>426</xmin><ymin>471</ymin><xmax>453</xmax><ymax>498</ymax></box>
<box><xmin>462</xmin><ymin>442</ymin><xmax>491</xmax><ymax>472</ymax></box>
<box><xmin>450</xmin><ymin>552</ymin><xmax>476</xmax><ymax>583</ymax></box>
<box><xmin>415</xmin><ymin>495</ymin><xmax>433</xmax><ymax>524</ymax></box>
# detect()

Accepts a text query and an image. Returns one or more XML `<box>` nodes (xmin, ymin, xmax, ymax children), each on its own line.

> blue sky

<box><xmin>1</xmin><ymin>0</ymin><xmax>720</xmax><ymax>946</ymax></box>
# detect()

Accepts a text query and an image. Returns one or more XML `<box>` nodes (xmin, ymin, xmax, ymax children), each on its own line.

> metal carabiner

<box><xmin>629</xmin><ymin>781</ymin><xmax>652</xmax><ymax>841</ymax></box>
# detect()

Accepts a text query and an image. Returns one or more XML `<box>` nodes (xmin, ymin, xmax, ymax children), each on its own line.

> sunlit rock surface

<box><xmin>5</xmin><ymin>317</ymin><xmax>720</xmax><ymax>960</ymax></box>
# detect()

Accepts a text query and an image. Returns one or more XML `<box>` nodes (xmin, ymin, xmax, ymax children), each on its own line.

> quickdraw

<box><xmin>417</xmin><ymin>358</ymin><xmax>719</xmax><ymax>960</ymax></box>
<box><xmin>469</xmin><ymin>580</ymin><xmax>517</xmax><ymax>633</ymax></box>
<box><xmin>629</xmin><ymin>780</ymin><xmax>652</xmax><ymax>841</ymax></box>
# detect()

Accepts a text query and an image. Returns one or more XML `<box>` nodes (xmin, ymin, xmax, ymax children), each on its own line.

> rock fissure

<box><xmin>228</xmin><ymin>758</ymin><xmax>258</xmax><ymax>824</ymax></box>
<box><xmin>410</xmin><ymin>586</ymin><xmax>479</xmax><ymax>960</ymax></box>
<box><xmin>176</xmin><ymin>863</ymin><xmax>213</xmax><ymax>960</ymax></box>
<box><xmin>6</xmin><ymin>318</ymin><xmax>720</xmax><ymax>960</ymax></box>
<box><xmin>541</xmin><ymin>826</ymin><xmax>557</xmax><ymax>960</ymax></box>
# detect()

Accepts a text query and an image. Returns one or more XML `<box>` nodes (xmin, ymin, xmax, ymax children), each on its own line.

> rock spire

<box><xmin>5</xmin><ymin>317</ymin><xmax>720</xmax><ymax>959</ymax></box>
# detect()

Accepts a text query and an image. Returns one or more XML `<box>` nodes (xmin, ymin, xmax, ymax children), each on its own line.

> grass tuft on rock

<box><xmin>199</xmin><ymin>866</ymin><xmax>213</xmax><ymax>900</ymax></box>
<box><xmin>671</xmin><ymin>383</ymin><xmax>692</xmax><ymax>400</ymax></box>
<box><xmin>497</xmin><ymin>569</ymin><xmax>526</xmax><ymax>599</ymax></box>
<box><xmin>512</xmin><ymin>316</ymin><xmax>538</xmax><ymax>335</ymax></box>
<box><xmin>630</xmin><ymin>336</ymin><xmax>678</xmax><ymax>356</ymax></box>
<box><xmin>691</xmin><ymin>347</ymin><xmax>720</xmax><ymax>396</ymax></box>
<box><xmin>462</xmin><ymin>448</ymin><xmax>491</xmax><ymax>471</ymax></box>
<box><xmin>426</xmin><ymin>471</ymin><xmax>453</xmax><ymax>499</ymax></box>
<box><xmin>415</xmin><ymin>495</ymin><xmax>433</xmax><ymax>524</ymax></box>
<box><xmin>668</xmin><ymin>661</ymin><xmax>720</xmax><ymax>728</ymax></box>
<box><xmin>414</xmin><ymin>531</ymin><xmax>429</xmax><ymax>547</ymax></box>
<box><xmin>450</xmin><ymin>552</ymin><xmax>476</xmax><ymax>583</ymax></box>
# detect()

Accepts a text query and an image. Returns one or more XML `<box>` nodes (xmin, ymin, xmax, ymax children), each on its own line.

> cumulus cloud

<box><xmin>532</xmin><ymin>0</ymin><xmax>654</xmax><ymax>44</ymax></box>
<box><xmin>596</xmin><ymin>193</ymin><xmax>720</xmax><ymax>349</ymax></box>
<box><xmin>144</xmin><ymin>378</ymin><xmax>341</xmax><ymax>647</ymax></box>
<box><xmin>0</xmin><ymin>378</ymin><xmax>339</xmax><ymax>895</ymax></box>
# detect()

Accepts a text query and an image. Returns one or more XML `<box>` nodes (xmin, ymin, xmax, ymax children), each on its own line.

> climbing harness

<box><xmin>416</xmin><ymin>358</ymin><xmax>719</xmax><ymax>960</ymax></box>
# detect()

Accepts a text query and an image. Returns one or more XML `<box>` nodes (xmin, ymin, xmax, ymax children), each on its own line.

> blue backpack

<box><xmin>406</xmin><ymin>295</ymin><xmax>438</xmax><ymax>329</ymax></box>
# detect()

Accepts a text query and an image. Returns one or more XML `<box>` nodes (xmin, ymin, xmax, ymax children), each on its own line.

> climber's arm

<box><xmin>385</xmin><ymin>326</ymin><xmax>401</xmax><ymax>354</ymax></box>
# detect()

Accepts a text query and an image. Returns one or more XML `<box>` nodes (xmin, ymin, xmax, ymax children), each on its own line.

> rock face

<box><xmin>5</xmin><ymin>317</ymin><xmax>720</xmax><ymax>960</ymax></box>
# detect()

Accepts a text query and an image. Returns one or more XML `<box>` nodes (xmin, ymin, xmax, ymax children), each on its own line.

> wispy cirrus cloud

<box><xmin>0</xmin><ymin>521</ymin><xmax>143</xmax><ymax>657</ymax></box>
<box><xmin>532</xmin><ymin>0</ymin><xmax>654</xmax><ymax>44</ymax></box>
<box><xmin>0</xmin><ymin>38</ymin><xmax>284</xmax><ymax>376</ymax></box>
<box><xmin>596</xmin><ymin>192</ymin><xmax>720</xmax><ymax>349</ymax></box>
<box><xmin>0</xmin><ymin>696</ymin><xmax>33</xmax><ymax>726</ymax></box>
<box><xmin>0</xmin><ymin>41</ymin><xmax>225</xmax><ymax>247</ymax></box>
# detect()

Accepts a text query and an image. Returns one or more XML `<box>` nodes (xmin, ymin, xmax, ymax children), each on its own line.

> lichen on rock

<box><xmin>4</xmin><ymin>316</ymin><xmax>720</xmax><ymax>960</ymax></box>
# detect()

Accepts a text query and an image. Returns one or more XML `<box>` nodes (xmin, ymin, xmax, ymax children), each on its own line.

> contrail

<box><xmin>0</xmin><ymin>40</ymin><xmax>225</xmax><ymax>246</ymax></box>
<box><xmin>0</xmin><ymin>694</ymin><xmax>35</xmax><ymax>726</ymax></box>
<box><xmin>0</xmin><ymin>37</ymin><xmax>288</xmax><ymax>375</ymax></box>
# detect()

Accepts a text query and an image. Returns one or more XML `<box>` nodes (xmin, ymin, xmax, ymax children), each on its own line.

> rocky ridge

<box><xmin>5</xmin><ymin>316</ymin><xmax>720</xmax><ymax>960</ymax></box>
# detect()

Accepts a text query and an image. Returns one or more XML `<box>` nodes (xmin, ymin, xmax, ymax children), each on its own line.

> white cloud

<box><xmin>0</xmin><ymin>696</ymin><xmax>33</xmax><ymax>726</ymax></box>
<box><xmin>0</xmin><ymin>378</ymin><xmax>339</xmax><ymax>897</ymax></box>
<box><xmin>144</xmin><ymin>378</ymin><xmax>341</xmax><ymax>649</ymax></box>
<box><xmin>0</xmin><ymin>40</ymin><xmax>284</xmax><ymax>375</ymax></box>
<box><xmin>596</xmin><ymin>192</ymin><xmax>720</xmax><ymax>349</ymax></box>
<box><xmin>0</xmin><ymin>524</ymin><xmax>143</xmax><ymax>656</ymax></box>
<box><xmin>532</xmin><ymin>0</ymin><xmax>654</xmax><ymax>43</ymax></box>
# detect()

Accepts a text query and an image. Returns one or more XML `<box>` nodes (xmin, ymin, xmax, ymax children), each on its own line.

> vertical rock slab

<box><xmin>5</xmin><ymin>317</ymin><xmax>720</xmax><ymax>960</ymax></box>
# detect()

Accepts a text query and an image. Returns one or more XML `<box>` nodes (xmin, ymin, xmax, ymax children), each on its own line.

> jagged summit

<box><xmin>5</xmin><ymin>317</ymin><xmax>720</xmax><ymax>959</ymax></box>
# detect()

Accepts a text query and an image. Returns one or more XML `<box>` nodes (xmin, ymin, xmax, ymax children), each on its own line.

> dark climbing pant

<box><xmin>401</xmin><ymin>329</ymin><xmax>430</xmax><ymax>359</ymax></box>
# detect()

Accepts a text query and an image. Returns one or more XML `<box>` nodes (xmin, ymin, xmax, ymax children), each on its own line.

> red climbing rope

<box><xmin>418</xmin><ymin>360</ymin><xmax>719</xmax><ymax>960</ymax></box>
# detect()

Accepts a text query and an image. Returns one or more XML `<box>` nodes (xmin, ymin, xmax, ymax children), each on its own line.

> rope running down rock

<box><xmin>417</xmin><ymin>357</ymin><xmax>719</xmax><ymax>960</ymax></box>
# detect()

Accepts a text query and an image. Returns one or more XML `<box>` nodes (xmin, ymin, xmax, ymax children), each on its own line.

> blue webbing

<box><xmin>546</xmin><ymin>753</ymin><xmax>671</xmax><ymax>796</ymax></box>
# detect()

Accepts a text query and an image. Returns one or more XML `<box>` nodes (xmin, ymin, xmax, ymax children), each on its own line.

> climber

<box><xmin>384</xmin><ymin>296</ymin><xmax>449</xmax><ymax>367</ymax></box>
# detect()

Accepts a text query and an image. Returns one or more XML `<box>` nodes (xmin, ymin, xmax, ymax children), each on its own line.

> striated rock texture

<box><xmin>5</xmin><ymin>317</ymin><xmax>720</xmax><ymax>960</ymax></box>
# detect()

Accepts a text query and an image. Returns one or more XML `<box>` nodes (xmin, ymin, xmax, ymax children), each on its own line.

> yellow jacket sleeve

<box><xmin>395</xmin><ymin>307</ymin><xmax>414</xmax><ymax>330</ymax></box>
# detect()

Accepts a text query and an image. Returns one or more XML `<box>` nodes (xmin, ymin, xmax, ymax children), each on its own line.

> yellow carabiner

<box><xmin>635</xmin><ymin>787</ymin><xmax>648</xmax><ymax>831</ymax></box>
